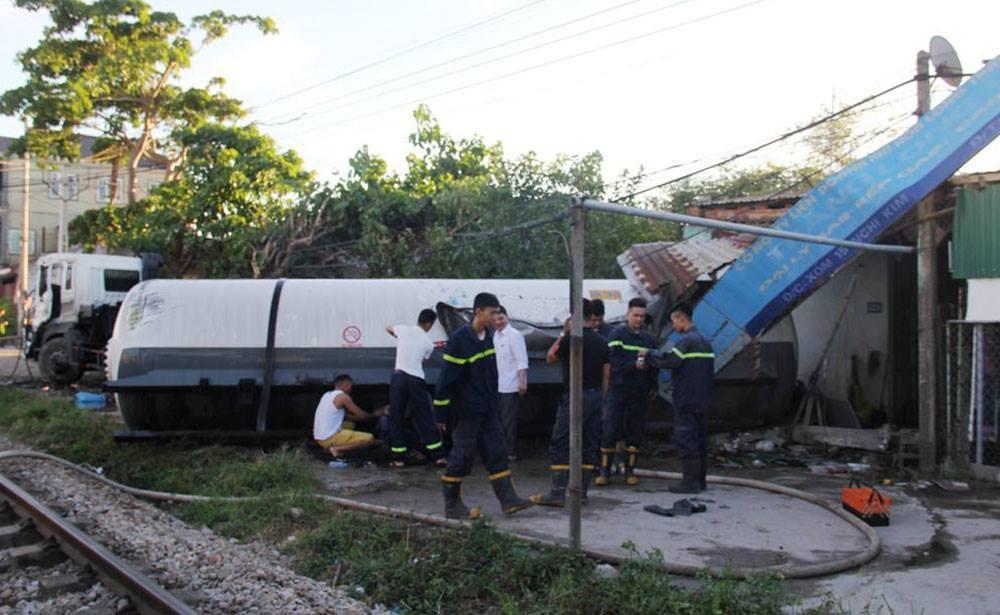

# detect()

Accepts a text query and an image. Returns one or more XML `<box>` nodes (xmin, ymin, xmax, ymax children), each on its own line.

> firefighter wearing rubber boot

<box><xmin>648</xmin><ymin>302</ymin><xmax>715</xmax><ymax>494</ymax></box>
<box><xmin>531</xmin><ymin>299</ymin><xmax>610</xmax><ymax>506</ymax></box>
<box><xmin>596</xmin><ymin>297</ymin><xmax>658</xmax><ymax>487</ymax></box>
<box><xmin>434</xmin><ymin>292</ymin><xmax>533</xmax><ymax>520</ymax></box>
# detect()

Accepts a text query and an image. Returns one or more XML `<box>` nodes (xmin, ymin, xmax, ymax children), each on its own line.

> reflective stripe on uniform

<box><xmin>608</xmin><ymin>340</ymin><xmax>653</xmax><ymax>353</ymax></box>
<box><xmin>443</xmin><ymin>348</ymin><xmax>497</xmax><ymax>365</ymax></box>
<box><xmin>550</xmin><ymin>464</ymin><xmax>570</xmax><ymax>471</ymax></box>
<box><xmin>426</xmin><ymin>441</ymin><xmax>443</xmax><ymax>450</ymax></box>
<box><xmin>489</xmin><ymin>469</ymin><xmax>511</xmax><ymax>480</ymax></box>
<box><xmin>441</xmin><ymin>475</ymin><xmax>463</xmax><ymax>483</ymax></box>
<box><xmin>433</xmin><ymin>399</ymin><xmax>450</xmax><ymax>406</ymax></box>
<box><xmin>671</xmin><ymin>347</ymin><xmax>716</xmax><ymax>359</ymax></box>
<box><xmin>391</xmin><ymin>447</ymin><xmax>408</xmax><ymax>453</ymax></box>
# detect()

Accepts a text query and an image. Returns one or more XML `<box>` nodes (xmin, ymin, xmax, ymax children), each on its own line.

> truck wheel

<box><xmin>39</xmin><ymin>338</ymin><xmax>83</xmax><ymax>386</ymax></box>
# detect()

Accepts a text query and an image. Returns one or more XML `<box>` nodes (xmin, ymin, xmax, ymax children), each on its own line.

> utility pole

<box><xmin>915</xmin><ymin>50</ymin><xmax>938</xmax><ymax>470</ymax></box>
<box><xmin>568</xmin><ymin>197</ymin><xmax>585</xmax><ymax>550</ymax></box>
<box><xmin>18</xmin><ymin>118</ymin><xmax>31</xmax><ymax>333</ymax></box>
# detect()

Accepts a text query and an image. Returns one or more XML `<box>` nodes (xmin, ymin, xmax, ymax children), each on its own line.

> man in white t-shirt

<box><xmin>385</xmin><ymin>308</ymin><xmax>446</xmax><ymax>467</ymax></box>
<box><xmin>314</xmin><ymin>374</ymin><xmax>381</xmax><ymax>458</ymax></box>
<box><xmin>493</xmin><ymin>305</ymin><xmax>528</xmax><ymax>460</ymax></box>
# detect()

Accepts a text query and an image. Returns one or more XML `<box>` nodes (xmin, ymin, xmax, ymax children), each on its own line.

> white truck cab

<box><xmin>25</xmin><ymin>253</ymin><xmax>147</xmax><ymax>385</ymax></box>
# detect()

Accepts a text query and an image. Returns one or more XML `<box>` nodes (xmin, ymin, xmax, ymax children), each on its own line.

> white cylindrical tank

<box><xmin>107</xmin><ymin>278</ymin><xmax>636</xmax><ymax>431</ymax></box>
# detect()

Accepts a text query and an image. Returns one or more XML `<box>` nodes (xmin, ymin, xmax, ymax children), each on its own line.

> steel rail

<box><xmin>0</xmin><ymin>472</ymin><xmax>196</xmax><ymax>615</ymax></box>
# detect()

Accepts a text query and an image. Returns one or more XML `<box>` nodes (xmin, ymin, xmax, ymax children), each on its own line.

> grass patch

<box><xmin>0</xmin><ymin>388</ymin><xmax>819</xmax><ymax>614</ymax></box>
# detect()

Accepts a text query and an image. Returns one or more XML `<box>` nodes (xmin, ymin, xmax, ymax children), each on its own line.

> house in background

<box><xmin>0</xmin><ymin>135</ymin><xmax>163</xmax><ymax>299</ymax></box>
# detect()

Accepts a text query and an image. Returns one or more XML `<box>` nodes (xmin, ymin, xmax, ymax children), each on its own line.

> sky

<box><xmin>1</xmin><ymin>0</ymin><xmax>999</xmax><ymax>192</ymax></box>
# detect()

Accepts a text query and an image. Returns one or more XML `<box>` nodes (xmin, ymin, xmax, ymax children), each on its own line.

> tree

<box><xmin>71</xmin><ymin>123</ymin><xmax>312</xmax><ymax>277</ymax></box>
<box><xmin>0</xmin><ymin>0</ymin><xmax>275</xmax><ymax>204</ymax></box>
<box><xmin>254</xmin><ymin>107</ymin><xmax>676</xmax><ymax>280</ymax></box>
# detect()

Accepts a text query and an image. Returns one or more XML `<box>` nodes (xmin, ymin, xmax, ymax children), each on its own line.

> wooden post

<box><xmin>915</xmin><ymin>50</ymin><xmax>938</xmax><ymax>470</ymax></box>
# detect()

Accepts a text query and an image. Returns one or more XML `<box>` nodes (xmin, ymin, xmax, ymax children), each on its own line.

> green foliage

<box><xmin>70</xmin><ymin>123</ymin><xmax>313</xmax><ymax>277</ymax></box>
<box><xmin>0</xmin><ymin>297</ymin><xmax>15</xmax><ymax>337</ymax></box>
<box><xmin>1</xmin><ymin>0</ymin><xmax>275</xmax><ymax>202</ymax></box>
<box><xmin>261</xmin><ymin>106</ymin><xmax>677</xmax><ymax>280</ymax></box>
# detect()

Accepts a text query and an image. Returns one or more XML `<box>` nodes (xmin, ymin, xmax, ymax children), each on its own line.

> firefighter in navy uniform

<box><xmin>647</xmin><ymin>302</ymin><xmax>715</xmax><ymax>493</ymax></box>
<box><xmin>596</xmin><ymin>297</ymin><xmax>658</xmax><ymax>487</ymax></box>
<box><xmin>433</xmin><ymin>292</ymin><xmax>533</xmax><ymax>520</ymax></box>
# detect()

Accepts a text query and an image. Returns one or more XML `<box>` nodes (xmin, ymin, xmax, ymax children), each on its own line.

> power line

<box><xmin>260</xmin><ymin>0</ymin><xmax>691</xmax><ymax>124</ymax></box>
<box><xmin>249</xmin><ymin>0</ymin><xmax>550</xmax><ymax>111</ymax></box>
<box><xmin>277</xmin><ymin>0</ymin><xmax>769</xmax><ymax>140</ymax></box>
<box><xmin>616</xmin><ymin>76</ymin><xmax>917</xmax><ymax>201</ymax></box>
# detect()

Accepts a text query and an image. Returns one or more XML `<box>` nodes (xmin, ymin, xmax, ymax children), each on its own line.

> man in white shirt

<box><xmin>493</xmin><ymin>305</ymin><xmax>529</xmax><ymax>460</ymax></box>
<box><xmin>386</xmin><ymin>309</ymin><xmax>446</xmax><ymax>467</ymax></box>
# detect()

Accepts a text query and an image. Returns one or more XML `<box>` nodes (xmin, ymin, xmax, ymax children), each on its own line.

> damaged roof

<box><xmin>618</xmin><ymin>234</ymin><xmax>756</xmax><ymax>301</ymax></box>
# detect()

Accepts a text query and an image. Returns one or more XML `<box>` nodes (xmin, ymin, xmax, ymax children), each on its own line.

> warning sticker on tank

<box><xmin>342</xmin><ymin>325</ymin><xmax>363</xmax><ymax>347</ymax></box>
<box><xmin>125</xmin><ymin>284</ymin><xmax>164</xmax><ymax>331</ymax></box>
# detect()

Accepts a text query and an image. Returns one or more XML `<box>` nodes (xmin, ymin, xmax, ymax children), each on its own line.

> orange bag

<box><xmin>841</xmin><ymin>478</ymin><xmax>891</xmax><ymax>526</ymax></box>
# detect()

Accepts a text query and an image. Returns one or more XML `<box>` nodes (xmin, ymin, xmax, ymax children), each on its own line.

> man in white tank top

<box><xmin>314</xmin><ymin>374</ymin><xmax>381</xmax><ymax>457</ymax></box>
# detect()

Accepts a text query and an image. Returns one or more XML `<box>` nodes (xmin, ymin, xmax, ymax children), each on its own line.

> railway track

<box><xmin>0</xmin><ymin>471</ymin><xmax>196</xmax><ymax>614</ymax></box>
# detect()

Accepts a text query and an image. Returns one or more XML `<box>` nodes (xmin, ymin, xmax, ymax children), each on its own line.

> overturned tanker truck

<box><xmin>105</xmin><ymin>279</ymin><xmax>627</xmax><ymax>436</ymax></box>
<box><xmin>105</xmin><ymin>276</ymin><xmax>795</xmax><ymax>438</ymax></box>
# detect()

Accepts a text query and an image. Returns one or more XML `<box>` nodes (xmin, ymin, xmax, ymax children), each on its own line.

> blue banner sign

<box><xmin>692</xmin><ymin>56</ymin><xmax>1000</xmax><ymax>371</ymax></box>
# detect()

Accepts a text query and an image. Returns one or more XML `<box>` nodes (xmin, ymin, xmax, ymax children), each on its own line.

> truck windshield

<box><xmin>104</xmin><ymin>269</ymin><xmax>140</xmax><ymax>293</ymax></box>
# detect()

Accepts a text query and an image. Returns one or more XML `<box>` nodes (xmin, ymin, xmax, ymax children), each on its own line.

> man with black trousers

<box><xmin>386</xmin><ymin>309</ymin><xmax>446</xmax><ymax>467</ymax></box>
<box><xmin>434</xmin><ymin>292</ymin><xmax>533</xmax><ymax>520</ymax></box>
<box><xmin>647</xmin><ymin>303</ymin><xmax>715</xmax><ymax>493</ymax></box>
<box><xmin>596</xmin><ymin>297</ymin><xmax>658</xmax><ymax>487</ymax></box>
<box><xmin>531</xmin><ymin>298</ymin><xmax>610</xmax><ymax>506</ymax></box>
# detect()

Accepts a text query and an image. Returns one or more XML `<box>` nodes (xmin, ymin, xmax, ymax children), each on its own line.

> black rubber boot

<box><xmin>668</xmin><ymin>460</ymin><xmax>702</xmax><ymax>494</ymax></box>
<box><xmin>491</xmin><ymin>474</ymin><xmax>534</xmax><ymax>515</ymax></box>
<box><xmin>582</xmin><ymin>467</ymin><xmax>595</xmax><ymax>503</ymax></box>
<box><xmin>442</xmin><ymin>479</ymin><xmax>481</xmax><ymax>519</ymax></box>
<box><xmin>529</xmin><ymin>469</ymin><xmax>568</xmax><ymax>507</ymax></box>
<box><xmin>594</xmin><ymin>448</ymin><xmax>615</xmax><ymax>486</ymax></box>
<box><xmin>624</xmin><ymin>447</ymin><xmax>640</xmax><ymax>486</ymax></box>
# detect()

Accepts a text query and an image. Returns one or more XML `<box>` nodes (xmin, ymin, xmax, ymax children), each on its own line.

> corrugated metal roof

<box><xmin>617</xmin><ymin>234</ymin><xmax>755</xmax><ymax>302</ymax></box>
<box><xmin>954</xmin><ymin>184</ymin><xmax>1000</xmax><ymax>278</ymax></box>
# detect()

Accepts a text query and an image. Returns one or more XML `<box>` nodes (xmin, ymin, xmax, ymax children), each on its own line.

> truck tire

<box><xmin>39</xmin><ymin>337</ymin><xmax>83</xmax><ymax>386</ymax></box>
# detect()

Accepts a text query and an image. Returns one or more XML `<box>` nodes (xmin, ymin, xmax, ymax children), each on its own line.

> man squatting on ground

<box><xmin>647</xmin><ymin>302</ymin><xmax>716</xmax><ymax>493</ymax></box>
<box><xmin>433</xmin><ymin>292</ymin><xmax>534</xmax><ymax>519</ymax></box>
<box><xmin>531</xmin><ymin>298</ymin><xmax>610</xmax><ymax>506</ymax></box>
<box><xmin>492</xmin><ymin>305</ymin><xmax>529</xmax><ymax>460</ymax></box>
<box><xmin>385</xmin><ymin>309</ymin><xmax>446</xmax><ymax>468</ymax></box>
<box><xmin>314</xmin><ymin>374</ymin><xmax>383</xmax><ymax>458</ymax></box>
<box><xmin>596</xmin><ymin>297</ymin><xmax>659</xmax><ymax>487</ymax></box>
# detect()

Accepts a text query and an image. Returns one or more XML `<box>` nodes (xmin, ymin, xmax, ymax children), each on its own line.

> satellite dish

<box><xmin>929</xmin><ymin>35</ymin><xmax>963</xmax><ymax>87</ymax></box>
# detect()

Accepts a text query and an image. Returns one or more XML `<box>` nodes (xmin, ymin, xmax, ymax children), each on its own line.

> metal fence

<box><xmin>945</xmin><ymin>321</ymin><xmax>1000</xmax><ymax>474</ymax></box>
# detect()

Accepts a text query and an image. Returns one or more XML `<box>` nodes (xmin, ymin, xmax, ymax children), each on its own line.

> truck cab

<box><xmin>25</xmin><ymin>253</ymin><xmax>145</xmax><ymax>385</ymax></box>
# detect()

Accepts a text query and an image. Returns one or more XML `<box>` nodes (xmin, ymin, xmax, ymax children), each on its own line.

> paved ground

<box><xmin>320</xmin><ymin>440</ymin><xmax>1000</xmax><ymax>614</ymax></box>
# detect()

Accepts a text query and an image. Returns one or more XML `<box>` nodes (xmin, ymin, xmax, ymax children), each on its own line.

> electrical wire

<box><xmin>276</xmin><ymin>0</ymin><xmax>769</xmax><ymax>140</ymax></box>
<box><xmin>260</xmin><ymin>0</ymin><xmax>693</xmax><ymax>124</ymax></box>
<box><xmin>248</xmin><ymin>0</ymin><xmax>550</xmax><ymax>111</ymax></box>
<box><xmin>616</xmin><ymin>76</ymin><xmax>917</xmax><ymax>201</ymax></box>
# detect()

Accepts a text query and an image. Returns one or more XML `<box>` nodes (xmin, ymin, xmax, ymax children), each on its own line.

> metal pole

<box><xmin>580</xmin><ymin>199</ymin><xmax>915</xmax><ymax>254</ymax></box>
<box><xmin>915</xmin><ymin>49</ymin><xmax>938</xmax><ymax>470</ymax></box>
<box><xmin>568</xmin><ymin>197</ymin><xmax>585</xmax><ymax>550</ymax></box>
<box><xmin>18</xmin><ymin>118</ymin><xmax>30</xmax><ymax>333</ymax></box>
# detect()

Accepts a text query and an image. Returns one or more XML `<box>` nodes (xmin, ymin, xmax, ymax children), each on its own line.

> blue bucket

<box><xmin>74</xmin><ymin>391</ymin><xmax>107</xmax><ymax>410</ymax></box>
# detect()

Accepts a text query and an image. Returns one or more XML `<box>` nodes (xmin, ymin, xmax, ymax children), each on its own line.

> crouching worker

<box><xmin>531</xmin><ymin>299</ymin><xmax>609</xmax><ymax>506</ymax></box>
<box><xmin>314</xmin><ymin>374</ymin><xmax>382</xmax><ymax>459</ymax></box>
<box><xmin>434</xmin><ymin>292</ymin><xmax>533</xmax><ymax>520</ymax></box>
<box><xmin>646</xmin><ymin>303</ymin><xmax>715</xmax><ymax>493</ymax></box>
